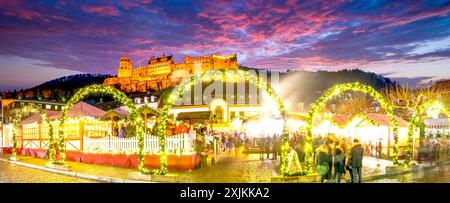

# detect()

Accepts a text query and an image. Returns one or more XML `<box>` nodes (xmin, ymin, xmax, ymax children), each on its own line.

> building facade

<box><xmin>104</xmin><ymin>53</ymin><xmax>239</xmax><ymax>93</ymax></box>
<box><xmin>1</xmin><ymin>99</ymin><xmax>65</xmax><ymax>124</ymax></box>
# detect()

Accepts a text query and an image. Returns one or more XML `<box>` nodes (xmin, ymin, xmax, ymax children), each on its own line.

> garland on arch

<box><xmin>11</xmin><ymin>103</ymin><xmax>55</xmax><ymax>162</ymax></box>
<box><xmin>405</xmin><ymin>100</ymin><xmax>450</xmax><ymax>165</ymax></box>
<box><xmin>305</xmin><ymin>82</ymin><xmax>399</xmax><ymax>174</ymax></box>
<box><xmin>156</xmin><ymin>69</ymin><xmax>289</xmax><ymax>175</ymax></box>
<box><xmin>58</xmin><ymin>85</ymin><xmax>147</xmax><ymax>173</ymax></box>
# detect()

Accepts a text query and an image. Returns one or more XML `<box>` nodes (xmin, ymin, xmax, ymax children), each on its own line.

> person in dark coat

<box><xmin>349</xmin><ymin>139</ymin><xmax>364</xmax><ymax>183</ymax></box>
<box><xmin>272</xmin><ymin>134</ymin><xmax>278</xmax><ymax>160</ymax></box>
<box><xmin>260</xmin><ymin>136</ymin><xmax>266</xmax><ymax>160</ymax></box>
<box><xmin>316</xmin><ymin>144</ymin><xmax>332</xmax><ymax>183</ymax></box>
<box><xmin>334</xmin><ymin>147</ymin><xmax>346</xmax><ymax>183</ymax></box>
<box><xmin>265</xmin><ymin>136</ymin><xmax>272</xmax><ymax>159</ymax></box>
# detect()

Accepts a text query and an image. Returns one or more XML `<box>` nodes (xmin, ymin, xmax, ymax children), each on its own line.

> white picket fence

<box><xmin>83</xmin><ymin>134</ymin><xmax>192</xmax><ymax>154</ymax></box>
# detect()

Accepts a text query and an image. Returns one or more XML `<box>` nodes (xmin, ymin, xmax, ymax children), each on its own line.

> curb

<box><xmin>0</xmin><ymin>157</ymin><xmax>149</xmax><ymax>183</ymax></box>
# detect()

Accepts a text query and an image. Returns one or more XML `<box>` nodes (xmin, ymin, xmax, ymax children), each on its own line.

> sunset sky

<box><xmin>0</xmin><ymin>0</ymin><xmax>449</xmax><ymax>91</ymax></box>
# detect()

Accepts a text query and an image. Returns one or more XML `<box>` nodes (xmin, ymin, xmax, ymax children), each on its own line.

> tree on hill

<box><xmin>1</xmin><ymin>73</ymin><xmax>111</xmax><ymax>101</ymax></box>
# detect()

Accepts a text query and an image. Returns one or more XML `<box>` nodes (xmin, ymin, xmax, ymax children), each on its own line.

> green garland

<box><xmin>318</xmin><ymin>113</ymin><xmax>379</xmax><ymax>129</ymax></box>
<box><xmin>58</xmin><ymin>85</ymin><xmax>147</xmax><ymax>173</ymax></box>
<box><xmin>305</xmin><ymin>82</ymin><xmax>399</xmax><ymax>174</ymax></box>
<box><xmin>156</xmin><ymin>70</ymin><xmax>288</xmax><ymax>175</ymax></box>
<box><xmin>406</xmin><ymin>100</ymin><xmax>449</xmax><ymax>165</ymax></box>
<box><xmin>11</xmin><ymin>104</ymin><xmax>55</xmax><ymax>162</ymax></box>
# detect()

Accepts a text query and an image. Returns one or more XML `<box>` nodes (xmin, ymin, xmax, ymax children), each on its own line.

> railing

<box><xmin>83</xmin><ymin>133</ymin><xmax>193</xmax><ymax>154</ymax></box>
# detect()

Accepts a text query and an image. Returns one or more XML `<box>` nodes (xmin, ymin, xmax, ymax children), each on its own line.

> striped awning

<box><xmin>424</xmin><ymin>118</ymin><xmax>449</xmax><ymax>129</ymax></box>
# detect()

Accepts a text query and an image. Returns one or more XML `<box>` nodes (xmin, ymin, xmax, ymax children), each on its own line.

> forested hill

<box><xmin>239</xmin><ymin>66</ymin><xmax>396</xmax><ymax>105</ymax></box>
<box><xmin>1</xmin><ymin>69</ymin><xmax>395</xmax><ymax>105</ymax></box>
<box><xmin>1</xmin><ymin>74</ymin><xmax>111</xmax><ymax>102</ymax></box>
<box><xmin>277</xmin><ymin>69</ymin><xmax>395</xmax><ymax>105</ymax></box>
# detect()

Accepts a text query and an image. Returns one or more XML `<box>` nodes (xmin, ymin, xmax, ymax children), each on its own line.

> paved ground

<box><xmin>180</xmin><ymin>150</ymin><xmax>279</xmax><ymax>183</ymax></box>
<box><xmin>0</xmin><ymin>161</ymin><xmax>98</xmax><ymax>183</ymax></box>
<box><xmin>369</xmin><ymin>164</ymin><xmax>450</xmax><ymax>183</ymax></box>
<box><xmin>177</xmin><ymin>150</ymin><xmax>391</xmax><ymax>183</ymax></box>
<box><xmin>0</xmin><ymin>154</ymin><xmax>138</xmax><ymax>181</ymax></box>
<box><xmin>3</xmin><ymin>149</ymin><xmax>445</xmax><ymax>183</ymax></box>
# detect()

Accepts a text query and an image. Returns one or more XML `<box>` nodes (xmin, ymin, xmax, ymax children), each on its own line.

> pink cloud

<box><xmin>131</xmin><ymin>38</ymin><xmax>155</xmax><ymax>44</ymax></box>
<box><xmin>118</xmin><ymin>0</ymin><xmax>139</xmax><ymax>9</ymax></box>
<box><xmin>81</xmin><ymin>4</ymin><xmax>120</xmax><ymax>16</ymax></box>
<box><xmin>0</xmin><ymin>0</ymin><xmax>42</xmax><ymax>21</ymax></box>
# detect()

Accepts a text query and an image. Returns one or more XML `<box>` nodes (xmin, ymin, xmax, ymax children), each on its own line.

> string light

<box><xmin>11</xmin><ymin>104</ymin><xmax>55</xmax><ymax>163</ymax></box>
<box><xmin>305</xmin><ymin>82</ymin><xmax>400</xmax><ymax>174</ymax></box>
<box><xmin>12</xmin><ymin>79</ymin><xmax>429</xmax><ymax>177</ymax></box>
<box><xmin>58</xmin><ymin>84</ymin><xmax>147</xmax><ymax>173</ymax></box>
<box><xmin>156</xmin><ymin>69</ymin><xmax>290</xmax><ymax>175</ymax></box>
<box><xmin>406</xmin><ymin>100</ymin><xmax>449</xmax><ymax>165</ymax></box>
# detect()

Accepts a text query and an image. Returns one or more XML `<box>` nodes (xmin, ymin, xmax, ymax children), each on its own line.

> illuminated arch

<box><xmin>58</xmin><ymin>85</ymin><xmax>146</xmax><ymax>172</ymax></box>
<box><xmin>305</xmin><ymin>82</ymin><xmax>399</xmax><ymax>174</ymax></box>
<box><xmin>406</xmin><ymin>100</ymin><xmax>450</xmax><ymax>165</ymax></box>
<box><xmin>155</xmin><ymin>69</ymin><xmax>291</xmax><ymax>175</ymax></box>
<box><xmin>12</xmin><ymin>103</ymin><xmax>56</xmax><ymax>162</ymax></box>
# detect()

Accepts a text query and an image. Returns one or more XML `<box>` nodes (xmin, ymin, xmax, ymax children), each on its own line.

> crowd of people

<box><xmin>110</xmin><ymin>117</ymin><xmax>449</xmax><ymax>176</ymax></box>
<box><xmin>256</xmin><ymin>135</ymin><xmax>282</xmax><ymax>160</ymax></box>
<box><xmin>109</xmin><ymin>119</ymin><xmax>136</xmax><ymax>138</ymax></box>
<box><xmin>288</xmin><ymin>132</ymin><xmax>366</xmax><ymax>183</ymax></box>
<box><xmin>417</xmin><ymin>135</ymin><xmax>450</xmax><ymax>166</ymax></box>
<box><xmin>314</xmin><ymin>135</ymin><xmax>365</xmax><ymax>183</ymax></box>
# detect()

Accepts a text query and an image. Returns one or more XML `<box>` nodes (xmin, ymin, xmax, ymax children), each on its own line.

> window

<box><xmin>46</xmin><ymin>105</ymin><xmax>51</xmax><ymax>110</ymax></box>
<box><xmin>135</xmin><ymin>98</ymin><xmax>142</xmax><ymax>104</ymax></box>
<box><xmin>23</xmin><ymin>124</ymin><xmax>39</xmax><ymax>139</ymax></box>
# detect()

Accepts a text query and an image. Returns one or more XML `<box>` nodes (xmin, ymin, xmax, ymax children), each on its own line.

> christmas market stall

<box><xmin>4</xmin><ymin>101</ymin><xmax>199</xmax><ymax>170</ymax></box>
<box><xmin>345</xmin><ymin>113</ymin><xmax>411</xmax><ymax>159</ymax></box>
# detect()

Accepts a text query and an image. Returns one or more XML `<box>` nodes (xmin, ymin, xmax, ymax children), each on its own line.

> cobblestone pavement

<box><xmin>18</xmin><ymin>155</ymin><xmax>136</xmax><ymax>179</ymax></box>
<box><xmin>179</xmin><ymin>150</ymin><xmax>279</xmax><ymax>183</ymax></box>
<box><xmin>0</xmin><ymin>151</ymin><xmax>396</xmax><ymax>183</ymax></box>
<box><xmin>0</xmin><ymin>161</ymin><xmax>98</xmax><ymax>183</ymax></box>
<box><xmin>0</xmin><ymin>154</ymin><xmax>138</xmax><ymax>182</ymax></box>
<box><xmin>177</xmin><ymin>150</ymin><xmax>392</xmax><ymax>183</ymax></box>
<box><xmin>369</xmin><ymin>164</ymin><xmax>450</xmax><ymax>183</ymax></box>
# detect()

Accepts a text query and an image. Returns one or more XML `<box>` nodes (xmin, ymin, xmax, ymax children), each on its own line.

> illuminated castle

<box><xmin>104</xmin><ymin>53</ymin><xmax>238</xmax><ymax>92</ymax></box>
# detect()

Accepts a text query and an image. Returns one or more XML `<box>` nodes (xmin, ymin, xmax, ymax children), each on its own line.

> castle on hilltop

<box><xmin>104</xmin><ymin>53</ymin><xmax>238</xmax><ymax>92</ymax></box>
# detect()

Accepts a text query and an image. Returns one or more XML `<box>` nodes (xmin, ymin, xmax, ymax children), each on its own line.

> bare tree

<box><xmin>383</xmin><ymin>84</ymin><xmax>440</xmax><ymax>120</ymax></box>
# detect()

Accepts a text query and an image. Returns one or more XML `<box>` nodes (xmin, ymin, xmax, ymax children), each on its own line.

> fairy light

<box><xmin>156</xmin><ymin>69</ymin><xmax>290</xmax><ymax>176</ymax></box>
<box><xmin>58</xmin><ymin>85</ymin><xmax>147</xmax><ymax>173</ymax></box>
<box><xmin>11</xmin><ymin>103</ymin><xmax>55</xmax><ymax>163</ymax></box>
<box><xmin>305</xmin><ymin>82</ymin><xmax>399</xmax><ymax>174</ymax></box>
<box><xmin>405</xmin><ymin>100</ymin><xmax>449</xmax><ymax>165</ymax></box>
